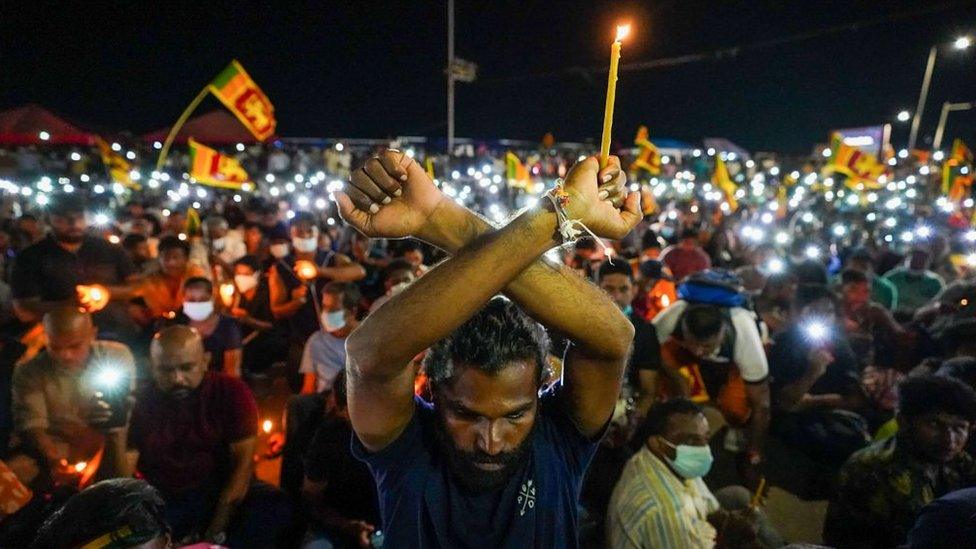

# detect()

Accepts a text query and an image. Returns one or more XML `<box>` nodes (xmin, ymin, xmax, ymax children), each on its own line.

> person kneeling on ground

<box><xmin>98</xmin><ymin>325</ymin><xmax>291</xmax><ymax>547</ymax></box>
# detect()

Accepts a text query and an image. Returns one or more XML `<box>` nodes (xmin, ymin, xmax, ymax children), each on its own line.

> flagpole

<box><xmin>155</xmin><ymin>86</ymin><xmax>210</xmax><ymax>172</ymax></box>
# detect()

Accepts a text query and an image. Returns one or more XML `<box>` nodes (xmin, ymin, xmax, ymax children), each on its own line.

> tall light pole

<box><xmin>447</xmin><ymin>0</ymin><xmax>455</xmax><ymax>157</ymax></box>
<box><xmin>907</xmin><ymin>36</ymin><xmax>972</xmax><ymax>151</ymax></box>
<box><xmin>933</xmin><ymin>101</ymin><xmax>974</xmax><ymax>150</ymax></box>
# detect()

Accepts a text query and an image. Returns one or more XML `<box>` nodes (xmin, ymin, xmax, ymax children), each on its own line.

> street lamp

<box><xmin>897</xmin><ymin>110</ymin><xmax>911</xmax><ymax>122</ymax></box>
<box><xmin>907</xmin><ymin>36</ymin><xmax>973</xmax><ymax>150</ymax></box>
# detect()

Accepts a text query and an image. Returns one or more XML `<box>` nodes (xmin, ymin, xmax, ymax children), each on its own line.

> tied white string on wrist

<box><xmin>545</xmin><ymin>186</ymin><xmax>613</xmax><ymax>264</ymax></box>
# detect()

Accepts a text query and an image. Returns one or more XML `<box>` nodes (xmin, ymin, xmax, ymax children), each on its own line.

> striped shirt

<box><xmin>606</xmin><ymin>446</ymin><xmax>719</xmax><ymax>548</ymax></box>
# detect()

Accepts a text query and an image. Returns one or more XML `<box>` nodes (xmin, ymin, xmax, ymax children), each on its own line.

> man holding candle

<box><xmin>336</xmin><ymin>150</ymin><xmax>640</xmax><ymax>547</ymax></box>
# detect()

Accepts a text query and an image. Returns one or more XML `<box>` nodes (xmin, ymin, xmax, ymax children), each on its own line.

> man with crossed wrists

<box><xmin>334</xmin><ymin>150</ymin><xmax>641</xmax><ymax>547</ymax></box>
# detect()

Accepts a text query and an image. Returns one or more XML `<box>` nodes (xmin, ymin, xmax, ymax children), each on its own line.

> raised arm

<box><xmin>338</xmin><ymin>153</ymin><xmax>640</xmax><ymax>448</ymax></box>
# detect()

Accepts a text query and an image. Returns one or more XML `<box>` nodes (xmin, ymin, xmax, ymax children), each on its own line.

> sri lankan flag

<box><xmin>209</xmin><ymin>60</ymin><xmax>276</xmax><ymax>141</ymax></box>
<box><xmin>821</xmin><ymin>133</ymin><xmax>885</xmax><ymax>190</ymax></box>
<box><xmin>630</xmin><ymin>126</ymin><xmax>661</xmax><ymax>175</ymax></box>
<box><xmin>943</xmin><ymin>139</ymin><xmax>974</xmax><ymax>202</ymax></box>
<box><xmin>94</xmin><ymin>137</ymin><xmax>140</xmax><ymax>190</ymax></box>
<box><xmin>713</xmin><ymin>154</ymin><xmax>738</xmax><ymax>212</ymax></box>
<box><xmin>505</xmin><ymin>151</ymin><xmax>531</xmax><ymax>191</ymax></box>
<box><xmin>184</xmin><ymin>207</ymin><xmax>202</xmax><ymax>237</ymax></box>
<box><xmin>188</xmin><ymin>138</ymin><xmax>250</xmax><ymax>190</ymax></box>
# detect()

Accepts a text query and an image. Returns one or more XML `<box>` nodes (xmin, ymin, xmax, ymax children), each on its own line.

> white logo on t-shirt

<box><xmin>517</xmin><ymin>479</ymin><xmax>536</xmax><ymax>516</ymax></box>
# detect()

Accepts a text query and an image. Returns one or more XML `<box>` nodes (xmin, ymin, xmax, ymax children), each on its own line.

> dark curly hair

<box><xmin>424</xmin><ymin>297</ymin><xmax>549</xmax><ymax>387</ymax></box>
<box><xmin>898</xmin><ymin>374</ymin><xmax>976</xmax><ymax>421</ymax></box>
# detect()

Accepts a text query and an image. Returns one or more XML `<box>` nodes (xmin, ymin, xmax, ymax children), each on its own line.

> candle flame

<box><xmin>294</xmin><ymin>260</ymin><xmax>318</xmax><ymax>282</ymax></box>
<box><xmin>219</xmin><ymin>283</ymin><xmax>236</xmax><ymax>307</ymax></box>
<box><xmin>74</xmin><ymin>461</ymin><xmax>87</xmax><ymax>473</ymax></box>
<box><xmin>262</xmin><ymin>419</ymin><xmax>273</xmax><ymax>434</ymax></box>
<box><xmin>76</xmin><ymin>284</ymin><xmax>111</xmax><ymax>312</ymax></box>
<box><xmin>615</xmin><ymin>24</ymin><xmax>631</xmax><ymax>42</ymax></box>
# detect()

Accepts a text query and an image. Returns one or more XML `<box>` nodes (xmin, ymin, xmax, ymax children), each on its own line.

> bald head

<box><xmin>43</xmin><ymin>306</ymin><xmax>93</xmax><ymax>337</ymax></box>
<box><xmin>43</xmin><ymin>306</ymin><xmax>95</xmax><ymax>370</ymax></box>
<box><xmin>150</xmin><ymin>326</ymin><xmax>209</xmax><ymax>397</ymax></box>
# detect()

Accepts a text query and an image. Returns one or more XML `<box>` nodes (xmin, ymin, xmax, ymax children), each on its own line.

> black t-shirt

<box><xmin>303</xmin><ymin>415</ymin><xmax>380</xmax><ymax>526</ymax></box>
<box><xmin>11</xmin><ymin>234</ymin><xmax>135</xmax><ymax>301</ymax></box>
<box><xmin>166</xmin><ymin>313</ymin><xmax>243</xmax><ymax>372</ymax></box>
<box><xmin>239</xmin><ymin>276</ymin><xmax>275</xmax><ymax>336</ymax></box>
<box><xmin>768</xmin><ymin>324</ymin><xmax>860</xmax><ymax>401</ymax></box>
<box><xmin>627</xmin><ymin>312</ymin><xmax>661</xmax><ymax>387</ymax></box>
<box><xmin>352</xmin><ymin>393</ymin><xmax>604</xmax><ymax>548</ymax></box>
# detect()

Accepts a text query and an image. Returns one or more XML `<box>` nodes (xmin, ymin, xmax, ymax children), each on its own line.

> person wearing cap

<box><xmin>10</xmin><ymin>194</ymin><xmax>139</xmax><ymax>327</ymax></box>
<box><xmin>844</xmin><ymin>247</ymin><xmax>898</xmax><ymax>311</ymax></box>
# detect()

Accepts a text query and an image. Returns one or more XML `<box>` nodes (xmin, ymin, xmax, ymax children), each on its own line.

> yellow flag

<box><xmin>208</xmin><ymin>60</ymin><xmax>276</xmax><ymax>141</ymax></box>
<box><xmin>94</xmin><ymin>137</ymin><xmax>140</xmax><ymax>190</ymax></box>
<box><xmin>188</xmin><ymin>138</ymin><xmax>251</xmax><ymax>190</ymax></box>
<box><xmin>713</xmin><ymin>155</ymin><xmax>738</xmax><ymax>211</ymax></box>
<box><xmin>630</xmin><ymin>126</ymin><xmax>661</xmax><ymax>175</ymax></box>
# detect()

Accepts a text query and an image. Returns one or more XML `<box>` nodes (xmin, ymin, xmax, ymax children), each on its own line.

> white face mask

<box><xmin>211</xmin><ymin>237</ymin><xmax>226</xmax><ymax>251</ymax></box>
<box><xmin>269</xmin><ymin>243</ymin><xmax>290</xmax><ymax>258</ymax></box>
<box><xmin>292</xmin><ymin>236</ymin><xmax>318</xmax><ymax>253</ymax></box>
<box><xmin>321</xmin><ymin>310</ymin><xmax>346</xmax><ymax>332</ymax></box>
<box><xmin>234</xmin><ymin>273</ymin><xmax>259</xmax><ymax>293</ymax></box>
<box><xmin>183</xmin><ymin>300</ymin><xmax>214</xmax><ymax>321</ymax></box>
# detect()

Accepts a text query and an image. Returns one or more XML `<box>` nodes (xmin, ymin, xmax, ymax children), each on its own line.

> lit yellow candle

<box><xmin>600</xmin><ymin>24</ymin><xmax>631</xmax><ymax>169</ymax></box>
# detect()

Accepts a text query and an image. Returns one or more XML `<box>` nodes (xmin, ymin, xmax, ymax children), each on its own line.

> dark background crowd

<box><xmin>0</xmin><ymin>136</ymin><xmax>974</xmax><ymax>548</ymax></box>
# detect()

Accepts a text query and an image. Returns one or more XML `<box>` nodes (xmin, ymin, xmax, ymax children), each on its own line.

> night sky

<box><xmin>3</xmin><ymin>1</ymin><xmax>975</xmax><ymax>153</ymax></box>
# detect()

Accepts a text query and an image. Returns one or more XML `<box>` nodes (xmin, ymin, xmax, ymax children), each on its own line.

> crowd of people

<box><xmin>0</xmin><ymin>135</ymin><xmax>973</xmax><ymax>548</ymax></box>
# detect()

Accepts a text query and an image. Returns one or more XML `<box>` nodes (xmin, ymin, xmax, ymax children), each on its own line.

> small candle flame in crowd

<box><xmin>262</xmin><ymin>419</ymin><xmax>273</xmax><ymax>434</ymax></box>
<box><xmin>294</xmin><ymin>260</ymin><xmax>318</xmax><ymax>282</ymax></box>
<box><xmin>76</xmin><ymin>284</ymin><xmax>111</xmax><ymax>312</ymax></box>
<box><xmin>219</xmin><ymin>282</ymin><xmax>236</xmax><ymax>307</ymax></box>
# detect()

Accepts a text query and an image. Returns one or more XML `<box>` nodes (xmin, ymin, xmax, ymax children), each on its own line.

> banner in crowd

<box><xmin>821</xmin><ymin>132</ymin><xmax>886</xmax><ymax>189</ymax></box>
<box><xmin>505</xmin><ymin>151</ymin><xmax>531</xmax><ymax>191</ymax></box>
<box><xmin>208</xmin><ymin>60</ymin><xmax>276</xmax><ymax>141</ymax></box>
<box><xmin>94</xmin><ymin>137</ymin><xmax>140</xmax><ymax>190</ymax></box>
<box><xmin>831</xmin><ymin>125</ymin><xmax>889</xmax><ymax>158</ymax></box>
<box><xmin>943</xmin><ymin>139</ymin><xmax>974</xmax><ymax>202</ymax></box>
<box><xmin>713</xmin><ymin>154</ymin><xmax>738</xmax><ymax>211</ymax></box>
<box><xmin>188</xmin><ymin>138</ymin><xmax>251</xmax><ymax>189</ymax></box>
<box><xmin>630</xmin><ymin>126</ymin><xmax>661</xmax><ymax>176</ymax></box>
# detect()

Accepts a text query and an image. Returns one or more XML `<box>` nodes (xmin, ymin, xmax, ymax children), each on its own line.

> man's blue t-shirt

<box><xmin>351</xmin><ymin>394</ymin><xmax>603</xmax><ymax>548</ymax></box>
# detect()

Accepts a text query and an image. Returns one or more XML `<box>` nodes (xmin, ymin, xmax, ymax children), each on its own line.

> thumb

<box><xmin>334</xmin><ymin>191</ymin><xmax>369</xmax><ymax>230</ymax></box>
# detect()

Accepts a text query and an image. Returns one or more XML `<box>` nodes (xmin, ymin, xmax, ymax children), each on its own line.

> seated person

<box><xmin>844</xmin><ymin>247</ymin><xmax>898</xmax><ymax>311</ymax></box>
<box><xmin>30</xmin><ymin>478</ymin><xmax>169</xmax><ymax>549</ymax></box>
<box><xmin>101</xmin><ymin>326</ymin><xmax>291</xmax><ymax>546</ymax></box>
<box><xmin>299</xmin><ymin>282</ymin><xmax>360</xmax><ymax>394</ymax></box>
<box><xmin>301</xmin><ymin>371</ymin><xmax>381</xmax><ymax>547</ymax></box>
<box><xmin>838</xmin><ymin>268</ymin><xmax>911</xmax><ymax>370</ymax></box>
<box><xmin>133</xmin><ymin>235</ymin><xmax>207</xmax><ymax>319</ymax></box>
<box><xmin>768</xmin><ymin>284</ymin><xmax>871</xmax><ymax>467</ymax></box>
<box><xmin>368</xmin><ymin>258</ymin><xmax>417</xmax><ymax>314</ymax></box>
<box><xmin>229</xmin><ymin>255</ymin><xmax>286</xmax><ymax>377</ymax></box>
<box><xmin>12</xmin><ymin>306</ymin><xmax>135</xmax><ymax>481</ymax></box>
<box><xmin>823</xmin><ymin>375</ymin><xmax>976</xmax><ymax>548</ymax></box>
<box><xmin>606</xmin><ymin>398</ymin><xmax>781</xmax><ymax>548</ymax></box>
<box><xmin>633</xmin><ymin>259</ymin><xmax>676</xmax><ymax>322</ymax></box>
<box><xmin>165</xmin><ymin>277</ymin><xmax>242</xmax><ymax>377</ymax></box>
<box><xmin>653</xmin><ymin>300</ymin><xmax>770</xmax><ymax>473</ymax></box>
<box><xmin>884</xmin><ymin>246</ymin><xmax>946</xmax><ymax>317</ymax></box>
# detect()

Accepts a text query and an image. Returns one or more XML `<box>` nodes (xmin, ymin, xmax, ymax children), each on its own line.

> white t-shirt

<box><xmin>651</xmin><ymin>300</ymin><xmax>769</xmax><ymax>383</ymax></box>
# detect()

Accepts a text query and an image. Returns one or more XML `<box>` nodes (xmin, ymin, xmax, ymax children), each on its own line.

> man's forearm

<box><xmin>95</xmin><ymin>430</ymin><xmax>131</xmax><ymax>481</ymax></box>
<box><xmin>419</xmin><ymin>202</ymin><xmax>632</xmax><ymax>359</ymax></box>
<box><xmin>319</xmin><ymin>263</ymin><xmax>366</xmax><ymax>282</ymax></box>
<box><xmin>746</xmin><ymin>384</ymin><xmax>770</xmax><ymax>454</ymax></box>
<box><xmin>206</xmin><ymin>445</ymin><xmax>254</xmax><ymax>537</ymax></box>
<box><xmin>348</xmin><ymin>207</ymin><xmax>560</xmax><ymax>377</ymax></box>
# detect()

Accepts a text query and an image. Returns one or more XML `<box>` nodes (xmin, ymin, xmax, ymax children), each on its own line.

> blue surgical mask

<box><xmin>321</xmin><ymin>310</ymin><xmax>346</xmax><ymax>332</ymax></box>
<box><xmin>660</xmin><ymin>438</ymin><xmax>713</xmax><ymax>479</ymax></box>
<box><xmin>622</xmin><ymin>305</ymin><xmax>633</xmax><ymax>316</ymax></box>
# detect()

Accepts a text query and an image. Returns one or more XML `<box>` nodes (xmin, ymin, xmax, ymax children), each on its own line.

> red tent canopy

<box><xmin>143</xmin><ymin>110</ymin><xmax>261</xmax><ymax>146</ymax></box>
<box><xmin>0</xmin><ymin>104</ymin><xmax>94</xmax><ymax>145</ymax></box>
